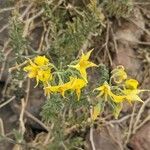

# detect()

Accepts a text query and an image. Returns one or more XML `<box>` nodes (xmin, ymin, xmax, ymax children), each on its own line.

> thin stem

<box><xmin>0</xmin><ymin>96</ymin><xmax>16</xmax><ymax>109</ymax></box>
<box><xmin>0</xmin><ymin>118</ymin><xmax>5</xmax><ymax>136</ymax></box>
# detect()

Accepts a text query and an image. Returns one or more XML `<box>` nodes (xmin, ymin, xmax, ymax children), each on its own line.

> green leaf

<box><xmin>92</xmin><ymin>100</ymin><xmax>105</xmax><ymax>120</ymax></box>
<box><xmin>112</xmin><ymin>103</ymin><xmax>123</xmax><ymax>119</ymax></box>
<box><xmin>92</xmin><ymin>103</ymin><xmax>101</xmax><ymax>120</ymax></box>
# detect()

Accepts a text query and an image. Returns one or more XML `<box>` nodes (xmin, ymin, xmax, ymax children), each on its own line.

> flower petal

<box><xmin>34</xmin><ymin>56</ymin><xmax>49</xmax><ymax>66</ymax></box>
<box><xmin>81</xmin><ymin>49</ymin><xmax>93</xmax><ymax>61</ymax></box>
<box><xmin>125</xmin><ymin>79</ymin><xmax>139</xmax><ymax>89</ymax></box>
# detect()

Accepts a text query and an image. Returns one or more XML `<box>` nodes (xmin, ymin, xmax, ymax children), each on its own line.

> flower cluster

<box><xmin>24</xmin><ymin>56</ymin><xmax>53</xmax><ymax>86</ymax></box>
<box><xmin>95</xmin><ymin>66</ymin><xmax>144</xmax><ymax>103</ymax></box>
<box><xmin>92</xmin><ymin>66</ymin><xmax>147</xmax><ymax>120</ymax></box>
<box><xmin>45</xmin><ymin>77</ymin><xmax>87</xmax><ymax>100</ymax></box>
<box><xmin>24</xmin><ymin>50</ymin><xmax>97</xmax><ymax>100</ymax></box>
<box><xmin>23</xmin><ymin>51</ymin><xmax>148</xmax><ymax>120</ymax></box>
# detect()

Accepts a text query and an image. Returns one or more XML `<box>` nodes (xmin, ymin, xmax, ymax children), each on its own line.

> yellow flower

<box><xmin>36</xmin><ymin>69</ymin><xmax>52</xmax><ymax>85</ymax></box>
<box><xmin>45</xmin><ymin>81</ymin><xmax>71</xmax><ymax>97</ymax></box>
<box><xmin>111</xmin><ymin>65</ymin><xmax>127</xmax><ymax>83</ymax></box>
<box><xmin>45</xmin><ymin>77</ymin><xmax>86</xmax><ymax>100</ymax></box>
<box><xmin>24</xmin><ymin>56</ymin><xmax>53</xmax><ymax>86</ymax></box>
<box><xmin>44</xmin><ymin>85</ymin><xmax>59</xmax><ymax>96</ymax></box>
<box><xmin>122</xmin><ymin>79</ymin><xmax>145</xmax><ymax>103</ymax></box>
<box><xmin>70</xmin><ymin>50</ymin><xmax>97</xmax><ymax>82</ymax></box>
<box><xmin>123</xmin><ymin>89</ymin><xmax>143</xmax><ymax>103</ymax></box>
<box><xmin>95</xmin><ymin>82</ymin><xmax>125</xmax><ymax>103</ymax></box>
<box><xmin>69</xmin><ymin>77</ymin><xmax>87</xmax><ymax>100</ymax></box>
<box><xmin>125</xmin><ymin>79</ymin><xmax>139</xmax><ymax>89</ymax></box>
<box><xmin>24</xmin><ymin>62</ymin><xmax>38</xmax><ymax>78</ymax></box>
<box><xmin>95</xmin><ymin>82</ymin><xmax>112</xmax><ymax>101</ymax></box>
<box><xmin>110</xmin><ymin>93</ymin><xmax>125</xmax><ymax>103</ymax></box>
<box><xmin>122</xmin><ymin>79</ymin><xmax>143</xmax><ymax>103</ymax></box>
<box><xmin>34</xmin><ymin>56</ymin><xmax>49</xmax><ymax>66</ymax></box>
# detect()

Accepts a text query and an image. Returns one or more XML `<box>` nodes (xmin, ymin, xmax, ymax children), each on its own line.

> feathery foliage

<box><xmin>101</xmin><ymin>0</ymin><xmax>133</xmax><ymax>18</ymax></box>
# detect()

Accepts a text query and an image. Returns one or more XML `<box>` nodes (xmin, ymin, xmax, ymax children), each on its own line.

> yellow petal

<box><xmin>44</xmin><ymin>85</ymin><xmax>59</xmax><ymax>96</ymax></box>
<box><xmin>79</xmin><ymin>68</ymin><xmax>87</xmax><ymax>82</ymax></box>
<box><xmin>69</xmin><ymin>77</ymin><xmax>86</xmax><ymax>100</ymax></box>
<box><xmin>81</xmin><ymin>49</ymin><xmax>93</xmax><ymax>61</ymax></box>
<box><xmin>76</xmin><ymin>89</ymin><xmax>81</xmax><ymax>100</ymax></box>
<box><xmin>110</xmin><ymin>93</ymin><xmax>125</xmax><ymax>103</ymax></box>
<box><xmin>70</xmin><ymin>64</ymin><xmax>80</xmax><ymax>70</ymax></box>
<box><xmin>95</xmin><ymin>82</ymin><xmax>111</xmax><ymax>95</ymax></box>
<box><xmin>126</xmin><ymin>93</ymin><xmax>143</xmax><ymax>103</ymax></box>
<box><xmin>58</xmin><ymin>82</ymin><xmax>71</xmax><ymax>98</ymax></box>
<box><xmin>37</xmin><ymin>69</ymin><xmax>52</xmax><ymax>82</ymax></box>
<box><xmin>70</xmin><ymin>50</ymin><xmax>97</xmax><ymax>82</ymax></box>
<box><xmin>44</xmin><ymin>86</ymin><xmax>59</xmax><ymax>95</ymax></box>
<box><xmin>125</xmin><ymin>79</ymin><xmax>139</xmax><ymax>89</ymax></box>
<box><xmin>123</xmin><ymin>89</ymin><xmax>144</xmax><ymax>103</ymax></box>
<box><xmin>34</xmin><ymin>56</ymin><xmax>49</xmax><ymax>66</ymax></box>
<box><xmin>23</xmin><ymin>65</ymin><xmax>32</xmax><ymax>71</ymax></box>
<box><xmin>28</xmin><ymin>71</ymin><xmax>37</xmax><ymax>78</ymax></box>
<box><xmin>86</xmin><ymin>61</ymin><xmax>98</xmax><ymax>68</ymax></box>
<box><xmin>131</xmin><ymin>95</ymin><xmax>143</xmax><ymax>103</ymax></box>
<box><xmin>61</xmin><ymin>90</ymin><xmax>65</xmax><ymax>98</ymax></box>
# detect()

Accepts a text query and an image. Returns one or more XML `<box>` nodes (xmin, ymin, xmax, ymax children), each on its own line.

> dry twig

<box><xmin>124</xmin><ymin>103</ymin><xmax>136</xmax><ymax>147</ymax></box>
<box><xmin>89</xmin><ymin>106</ymin><xmax>96</xmax><ymax>150</ymax></box>
<box><xmin>0</xmin><ymin>96</ymin><xmax>16</xmax><ymax>109</ymax></box>
<box><xmin>104</xmin><ymin>21</ymin><xmax>113</xmax><ymax>66</ymax></box>
<box><xmin>133</xmin><ymin>98</ymin><xmax>150</xmax><ymax>133</ymax></box>
<box><xmin>19</xmin><ymin>98</ymin><xmax>26</xmax><ymax>137</ymax></box>
<box><xmin>0</xmin><ymin>118</ymin><xmax>5</xmax><ymax>136</ymax></box>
